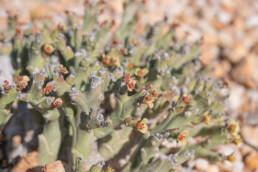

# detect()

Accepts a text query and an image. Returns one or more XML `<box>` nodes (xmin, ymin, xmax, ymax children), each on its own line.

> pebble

<box><xmin>43</xmin><ymin>160</ymin><xmax>65</xmax><ymax>172</ymax></box>
<box><xmin>195</xmin><ymin>158</ymin><xmax>209</xmax><ymax>171</ymax></box>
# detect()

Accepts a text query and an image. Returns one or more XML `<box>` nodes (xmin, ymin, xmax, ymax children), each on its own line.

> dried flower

<box><xmin>104</xmin><ymin>166</ymin><xmax>115</xmax><ymax>172</ymax></box>
<box><xmin>177</xmin><ymin>130</ymin><xmax>188</xmax><ymax>142</ymax></box>
<box><xmin>147</xmin><ymin>83</ymin><xmax>153</xmax><ymax>89</ymax></box>
<box><xmin>58</xmin><ymin>64</ymin><xmax>68</xmax><ymax>75</ymax></box>
<box><xmin>227</xmin><ymin>121</ymin><xmax>239</xmax><ymax>135</ymax></box>
<box><xmin>142</xmin><ymin>89</ymin><xmax>157</xmax><ymax>109</ymax></box>
<box><xmin>226</xmin><ymin>153</ymin><xmax>235</xmax><ymax>162</ymax></box>
<box><xmin>51</xmin><ymin>98</ymin><xmax>63</xmax><ymax>108</ymax></box>
<box><xmin>135</xmin><ymin>118</ymin><xmax>148</xmax><ymax>134</ymax></box>
<box><xmin>127</xmin><ymin>62</ymin><xmax>135</xmax><ymax>69</ymax></box>
<box><xmin>201</xmin><ymin>114</ymin><xmax>210</xmax><ymax>124</ymax></box>
<box><xmin>44</xmin><ymin>44</ymin><xmax>54</xmax><ymax>55</ymax></box>
<box><xmin>123</xmin><ymin>73</ymin><xmax>136</xmax><ymax>91</ymax></box>
<box><xmin>135</xmin><ymin>68</ymin><xmax>148</xmax><ymax>77</ymax></box>
<box><xmin>127</xmin><ymin>77</ymin><xmax>136</xmax><ymax>92</ymax></box>
<box><xmin>150</xmin><ymin>89</ymin><xmax>158</xmax><ymax>97</ymax></box>
<box><xmin>14</xmin><ymin>75</ymin><xmax>30</xmax><ymax>91</ymax></box>
<box><xmin>123</xmin><ymin>73</ymin><xmax>131</xmax><ymax>83</ymax></box>
<box><xmin>143</xmin><ymin>93</ymin><xmax>154</xmax><ymax>108</ymax></box>
<box><xmin>102</xmin><ymin>54</ymin><xmax>120</xmax><ymax>67</ymax></box>
<box><xmin>43</xmin><ymin>82</ymin><xmax>53</xmax><ymax>95</ymax></box>
<box><xmin>231</xmin><ymin>135</ymin><xmax>241</xmax><ymax>145</ymax></box>
<box><xmin>102</xmin><ymin>55</ymin><xmax>110</xmax><ymax>65</ymax></box>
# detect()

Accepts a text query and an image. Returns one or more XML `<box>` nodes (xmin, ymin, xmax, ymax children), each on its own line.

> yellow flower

<box><xmin>135</xmin><ymin>118</ymin><xmax>148</xmax><ymax>134</ymax></box>
<box><xmin>142</xmin><ymin>89</ymin><xmax>157</xmax><ymax>109</ymax></box>
<box><xmin>226</xmin><ymin>153</ymin><xmax>235</xmax><ymax>162</ymax></box>
<box><xmin>102</xmin><ymin>55</ymin><xmax>120</xmax><ymax>67</ymax></box>
<box><xmin>104</xmin><ymin>166</ymin><xmax>115</xmax><ymax>172</ymax></box>
<box><xmin>201</xmin><ymin>114</ymin><xmax>210</xmax><ymax>124</ymax></box>
<box><xmin>127</xmin><ymin>62</ymin><xmax>135</xmax><ymax>69</ymax></box>
<box><xmin>135</xmin><ymin>68</ymin><xmax>148</xmax><ymax>77</ymax></box>
<box><xmin>231</xmin><ymin>135</ymin><xmax>241</xmax><ymax>145</ymax></box>
<box><xmin>58</xmin><ymin>64</ymin><xmax>68</xmax><ymax>75</ymax></box>
<box><xmin>126</xmin><ymin>77</ymin><xmax>136</xmax><ymax>92</ymax></box>
<box><xmin>44</xmin><ymin>44</ymin><xmax>54</xmax><ymax>55</ymax></box>
<box><xmin>14</xmin><ymin>75</ymin><xmax>30</xmax><ymax>91</ymax></box>
<box><xmin>227</xmin><ymin>121</ymin><xmax>239</xmax><ymax>136</ymax></box>
<box><xmin>177</xmin><ymin>130</ymin><xmax>188</xmax><ymax>142</ymax></box>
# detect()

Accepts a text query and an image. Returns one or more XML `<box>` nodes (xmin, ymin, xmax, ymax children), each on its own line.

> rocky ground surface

<box><xmin>0</xmin><ymin>0</ymin><xmax>257</xmax><ymax>171</ymax></box>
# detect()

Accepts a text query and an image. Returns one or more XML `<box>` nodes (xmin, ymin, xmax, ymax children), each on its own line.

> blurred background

<box><xmin>0</xmin><ymin>0</ymin><xmax>257</xmax><ymax>171</ymax></box>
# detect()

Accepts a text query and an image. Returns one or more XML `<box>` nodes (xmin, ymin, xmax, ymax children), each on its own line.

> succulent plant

<box><xmin>0</xmin><ymin>0</ymin><xmax>240</xmax><ymax>171</ymax></box>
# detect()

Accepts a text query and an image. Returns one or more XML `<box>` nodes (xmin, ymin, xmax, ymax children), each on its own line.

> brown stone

<box><xmin>242</xmin><ymin>126</ymin><xmax>258</xmax><ymax>148</ymax></box>
<box><xmin>213</xmin><ymin>60</ymin><xmax>231</xmax><ymax>78</ymax></box>
<box><xmin>245</xmin><ymin>153</ymin><xmax>258</xmax><ymax>170</ymax></box>
<box><xmin>226</xmin><ymin>41</ymin><xmax>248</xmax><ymax>63</ymax></box>
<box><xmin>231</xmin><ymin>56</ymin><xmax>258</xmax><ymax>89</ymax></box>
<box><xmin>200</xmin><ymin>44</ymin><xmax>219</xmax><ymax>65</ymax></box>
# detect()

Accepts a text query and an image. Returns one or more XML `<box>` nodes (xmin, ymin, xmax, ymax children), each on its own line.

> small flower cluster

<box><xmin>102</xmin><ymin>54</ymin><xmax>120</xmax><ymax>67</ymax></box>
<box><xmin>142</xmin><ymin>88</ymin><xmax>158</xmax><ymax>108</ymax></box>
<box><xmin>123</xmin><ymin>73</ymin><xmax>136</xmax><ymax>92</ymax></box>
<box><xmin>135</xmin><ymin>68</ymin><xmax>148</xmax><ymax>77</ymax></box>
<box><xmin>135</xmin><ymin>118</ymin><xmax>148</xmax><ymax>134</ymax></box>
<box><xmin>14</xmin><ymin>75</ymin><xmax>30</xmax><ymax>91</ymax></box>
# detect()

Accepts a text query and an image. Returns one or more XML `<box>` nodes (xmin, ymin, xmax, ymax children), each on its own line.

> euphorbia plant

<box><xmin>0</xmin><ymin>0</ymin><xmax>239</xmax><ymax>171</ymax></box>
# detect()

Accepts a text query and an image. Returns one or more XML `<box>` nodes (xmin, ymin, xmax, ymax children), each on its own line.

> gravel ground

<box><xmin>0</xmin><ymin>0</ymin><xmax>257</xmax><ymax>171</ymax></box>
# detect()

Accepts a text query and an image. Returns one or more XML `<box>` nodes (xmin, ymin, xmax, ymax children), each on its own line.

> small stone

<box><xmin>195</xmin><ymin>158</ymin><xmax>209</xmax><ymax>171</ymax></box>
<box><xmin>227</xmin><ymin>82</ymin><xmax>247</xmax><ymax>114</ymax></box>
<box><xmin>206</xmin><ymin>165</ymin><xmax>219</xmax><ymax>172</ymax></box>
<box><xmin>231</xmin><ymin>56</ymin><xmax>258</xmax><ymax>89</ymax></box>
<box><xmin>245</xmin><ymin>15</ymin><xmax>258</xmax><ymax>28</ymax></box>
<box><xmin>217</xmin><ymin>11</ymin><xmax>231</xmax><ymax>24</ymax></box>
<box><xmin>242</xmin><ymin>126</ymin><xmax>258</xmax><ymax>148</ymax></box>
<box><xmin>245</xmin><ymin>152</ymin><xmax>258</xmax><ymax>170</ymax></box>
<box><xmin>43</xmin><ymin>160</ymin><xmax>65</xmax><ymax>172</ymax></box>
<box><xmin>200</xmin><ymin>44</ymin><xmax>219</xmax><ymax>65</ymax></box>
<box><xmin>225</xmin><ymin>41</ymin><xmax>248</xmax><ymax>63</ymax></box>
<box><xmin>213</xmin><ymin>60</ymin><xmax>231</xmax><ymax>78</ymax></box>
